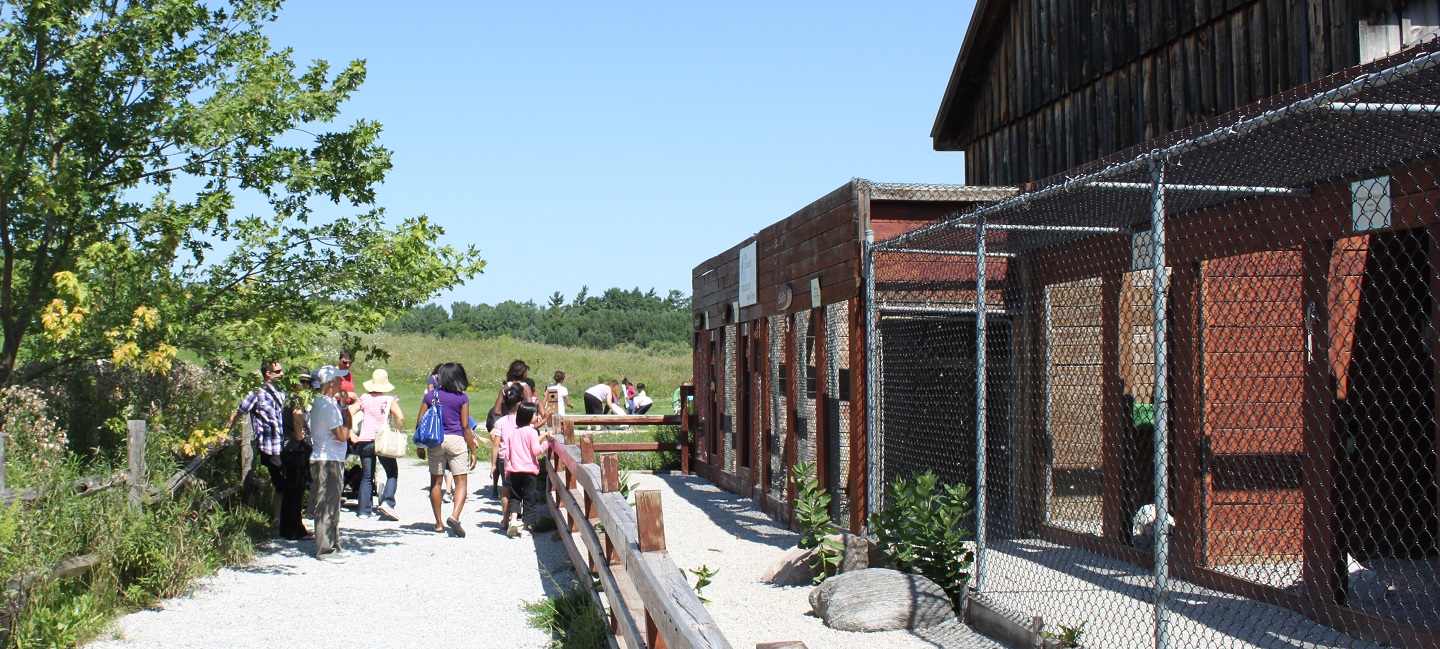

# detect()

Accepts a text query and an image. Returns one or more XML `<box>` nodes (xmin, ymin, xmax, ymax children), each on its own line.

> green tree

<box><xmin>0</xmin><ymin>0</ymin><xmax>482</xmax><ymax>381</ymax></box>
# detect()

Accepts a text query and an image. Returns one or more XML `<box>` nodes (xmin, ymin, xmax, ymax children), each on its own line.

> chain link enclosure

<box><xmin>867</xmin><ymin>42</ymin><xmax>1440</xmax><ymax>648</ymax></box>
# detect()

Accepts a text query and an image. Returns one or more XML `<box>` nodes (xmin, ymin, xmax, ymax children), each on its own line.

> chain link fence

<box><xmin>867</xmin><ymin>41</ymin><xmax>1440</xmax><ymax>649</ymax></box>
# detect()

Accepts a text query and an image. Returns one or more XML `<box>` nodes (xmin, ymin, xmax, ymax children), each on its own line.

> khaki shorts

<box><xmin>427</xmin><ymin>435</ymin><xmax>472</xmax><ymax>476</ymax></box>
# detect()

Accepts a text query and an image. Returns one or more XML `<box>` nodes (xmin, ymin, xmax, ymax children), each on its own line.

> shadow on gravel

<box><xmin>658</xmin><ymin>474</ymin><xmax>798</xmax><ymax>550</ymax></box>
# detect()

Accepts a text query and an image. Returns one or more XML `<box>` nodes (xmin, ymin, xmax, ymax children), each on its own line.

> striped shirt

<box><xmin>237</xmin><ymin>384</ymin><xmax>286</xmax><ymax>456</ymax></box>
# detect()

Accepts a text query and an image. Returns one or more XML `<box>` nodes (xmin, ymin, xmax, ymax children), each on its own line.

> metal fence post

<box><xmin>0</xmin><ymin>430</ymin><xmax>6</xmax><ymax>494</ymax></box>
<box><xmin>127</xmin><ymin>420</ymin><xmax>147</xmax><ymax>505</ymax></box>
<box><xmin>864</xmin><ymin>229</ymin><xmax>881</xmax><ymax>520</ymax></box>
<box><xmin>975</xmin><ymin>214</ymin><xmax>989</xmax><ymax>592</ymax></box>
<box><xmin>1149</xmin><ymin>156</ymin><xmax>1172</xmax><ymax>649</ymax></box>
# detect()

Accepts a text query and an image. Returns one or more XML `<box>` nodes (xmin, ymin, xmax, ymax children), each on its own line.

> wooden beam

<box><xmin>239</xmin><ymin>418</ymin><xmax>254</xmax><ymax>504</ymax></box>
<box><xmin>570</xmin><ymin>459</ymin><xmax>733</xmax><ymax>648</ymax></box>
<box><xmin>636</xmin><ymin>490</ymin><xmax>666</xmax><ymax>553</ymax></box>
<box><xmin>847</xmin><ymin>296</ymin><xmax>869</xmax><ymax>531</ymax></box>
<box><xmin>127</xmin><ymin>420</ymin><xmax>146</xmax><ymax>506</ymax></box>
<box><xmin>600</xmin><ymin>453</ymin><xmax>619</xmax><ymax>493</ymax></box>
<box><xmin>561</xmin><ymin>415</ymin><xmax>682</xmax><ymax>426</ymax></box>
<box><xmin>758</xmin><ymin>315</ymin><xmax>772</xmax><ymax>500</ymax></box>
<box><xmin>1099</xmin><ymin>273</ymin><xmax>1127</xmax><ymax>542</ymax></box>
<box><xmin>590</xmin><ymin>442</ymin><xmax>687</xmax><ymax>453</ymax></box>
<box><xmin>813</xmin><ymin>308</ymin><xmax>830</xmax><ymax>493</ymax></box>
<box><xmin>784</xmin><ymin>314</ymin><xmax>800</xmax><ymax>518</ymax></box>
<box><xmin>1169</xmin><ymin>262</ymin><xmax>1205</xmax><ymax>569</ymax></box>
<box><xmin>1301</xmin><ymin>239</ymin><xmax>1343</xmax><ymax>606</ymax></box>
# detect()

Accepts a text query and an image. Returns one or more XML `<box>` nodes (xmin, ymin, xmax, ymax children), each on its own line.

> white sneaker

<box><xmin>376</xmin><ymin>504</ymin><xmax>398</xmax><ymax>521</ymax></box>
<box><xmin>506</xmin><ymin>520</ymin><xmax>522</xmax><ymax>538</ymax></box>
<box><xmin>316</xmin><ymin>551</ymin><xmax>348</xmax><ymax>564</ymax></box>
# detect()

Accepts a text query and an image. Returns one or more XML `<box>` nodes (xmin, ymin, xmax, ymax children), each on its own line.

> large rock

<box><xmin>759</xmin><ymin>546</ymin><xmax>820</xmax><ymax>586</ymax></box>
<box><xmin>830</xmin><ymin>533</ymin><xmax>872</xmax><ymax>573</ymax></box>
<box><xmin>809</xmin><ymin>568</ymin><xmax>956</xmax><ymax>632</ymax></box>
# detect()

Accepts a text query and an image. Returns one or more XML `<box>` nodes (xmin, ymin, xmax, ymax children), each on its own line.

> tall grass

<box><xmin>356</xmin><ymin>333</ymin><xmax>692</xmax><ymax>426</ymax></box>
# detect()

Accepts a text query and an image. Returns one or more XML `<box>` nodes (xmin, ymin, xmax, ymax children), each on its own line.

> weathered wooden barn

<box><xmin>897</xmin><ymin>0</ymin><xmax>1440</xmax><ymax>646</ymax></box>
<box><xmin>689</xmin><ymin>180</ymin><xmax>1012</xmax><ymax>531</ymax></box>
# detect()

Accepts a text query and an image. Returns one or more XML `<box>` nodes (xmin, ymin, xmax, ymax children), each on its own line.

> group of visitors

<box><xmin>581</xmin><ymin>378</ymin><xmax>653</xmax><ymax>416</ymax></box>
<box><xmin>227</xmin><ymin>350</ymin><xmax>399</xmax><ymax>562</ymax></box>
<box><xmin>228</xmin><ymin>353</ymin><xmax>568</xmax><ymax>562</ymax></box>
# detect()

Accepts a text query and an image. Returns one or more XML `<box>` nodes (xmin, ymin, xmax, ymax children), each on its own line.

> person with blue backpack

<box><xmin>416</xmin><ymin>362</ymin><xmax>477</xmax><ymax>537</ymax></box>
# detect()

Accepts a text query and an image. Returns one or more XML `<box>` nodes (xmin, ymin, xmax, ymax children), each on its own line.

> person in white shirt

<box><xmin>307</xmin><ymin>365</ymin><xmax>352</xmax><ymax>562</ymax></box>
<box><xmin>632</xmin><ymin>383</ymin><xmax>654</xmax><ymax>415</ymax></box>
<box><xmin>547</xmin><ymin>370</ymin><xmax>574</xmax><ymax>415</ymax></box>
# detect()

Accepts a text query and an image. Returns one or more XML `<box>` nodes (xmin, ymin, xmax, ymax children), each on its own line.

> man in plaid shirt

<box><xmin>227</xmin><ymin>359</ymin><xmax>288</xmax><ymax>526</ymax></box>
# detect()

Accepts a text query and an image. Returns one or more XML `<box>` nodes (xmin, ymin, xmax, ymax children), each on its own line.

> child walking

<box><xmin>500</xmin><ymin>402</ymin><xmax>549</xmax><ymax>537</ymax></box>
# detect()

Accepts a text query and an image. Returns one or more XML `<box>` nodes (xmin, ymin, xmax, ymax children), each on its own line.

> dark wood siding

<box><xmin>940</xmin><ymin>0</ymin><xmax>1361</xmax><ymax>185</ymax></box>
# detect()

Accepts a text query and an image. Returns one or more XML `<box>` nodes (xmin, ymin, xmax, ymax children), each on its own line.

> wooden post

<box><xmin>600</xmin><ymin>453</ymin><xmax>619</xmax><ymax>493</ymax></box>
<box><xmin>758</xmin><ymin>316</ymin><xmax>771</xmax><ymax>498</ymax></box>
<box><xmin>813</xmin><ymin>307</ymin><xmax>830</xmax><ymax>493</ymax></box>
<box><xmin>1099</xmin><ymin>273</ymin><xmax>1127</xmax><ymax>542</ymax></box>
<box><xmin>635</xmin><ymin>490</ymin><xmax>666</xmax><ymax>552</ymax></box>
<box><xmin>126</xmin><ymin>420</ymin><xmax>147</xmax><ymax>506</ymax></box>
<box><xmin>847</xmin><ymin>296</ymin><xmax>868</xmax><ymax>531</ymax></box>
<box><xmin>636</xmin><ymin>488</ymin><xmax>668</xmax><ymax>649</ymax></box>
<box><xmin>239</xmin><ymin>418</ymin><xmax>255</xmax><ymax>502</ymax></box>
<box><xmin>646</xmin><ymin>614</ymin><xmax>666</xmax><ymax>649</ymax></box>
<box><xmin>1302</xmin><ymin>239</ymin><xmax>1343</xmax><ymax>605</ymax></box>
<box><xmin>561</xmin><ymin>419</ymin><xmax>574</xmax><ymax>445</ymax></box>
<box><xmin>1169</xmin><ymin>263</ymin><xmax>1204</xmax><ymax>569</ymax></box>
<box><xmin>680</xmin><ymin>385</ymin><xmax>694</xmax><ymax>475</ymax></box>
<box><xmin>581</xmin><ymin>434</ymin><xmax>596</xmax><ymax>465</ymax></box>
<box><xmin>0</xmin><ymin>429</ymin><xmax>6</xmax><ymax>494</ymax></box>
<box><xmin>784</xmin><ymin>313</ymin><xmax>800</xmax><ymax>517</ymax></box>
<box><xmin>599</xmin><ymin>453</ymin><xmax>620</xmax><ymax>566</ymax></box>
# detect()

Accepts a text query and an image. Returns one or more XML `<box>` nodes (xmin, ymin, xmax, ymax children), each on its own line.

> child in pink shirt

<box><xmin>500</xmin><ymin>402</ymin><xmax>549</xmax><ymax>537</ymax></box>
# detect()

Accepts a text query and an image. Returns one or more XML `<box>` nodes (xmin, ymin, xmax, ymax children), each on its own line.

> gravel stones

<box><xmin>809</xmin><ymin>568</ymin><xmax>957</xmax><ymax>632</ymax></box>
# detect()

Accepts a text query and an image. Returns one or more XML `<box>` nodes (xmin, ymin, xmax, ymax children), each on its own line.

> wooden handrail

<box><xmin>546</xmin><ymin>441</ymin><xmax>731</xmax><ymax>649</ymax></box>
<box><xmin>563</xmin><ymin>414</ymin><xmax>681</xmax><ymax>426</ymax></box>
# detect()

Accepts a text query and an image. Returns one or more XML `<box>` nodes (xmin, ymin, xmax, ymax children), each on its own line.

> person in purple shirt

<box><xmin>418</xmin><ymin>362</ymin><xmax>477</xmax><ymax>537</ymax></box>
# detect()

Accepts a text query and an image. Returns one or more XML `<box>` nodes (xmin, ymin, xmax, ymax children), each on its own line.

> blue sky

<box><xmin>263</xmin><ymin>1</ymin><xmax>978</xmax><ymax>307</ymax></box>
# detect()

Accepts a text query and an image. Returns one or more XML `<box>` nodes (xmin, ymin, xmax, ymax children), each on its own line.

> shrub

<box><xmin>789</xmin><ymin>462</ymin><xmax>842</xmax><ymax>583</ymax></box>
<box><xmin>524</xmin><ymin>582</ymin><xmax>611</xmax><ymax>649</ymax></box>
<box><xmin>869</xmin><ymin>471</ymin><xmax>975</xmax><ymax>608</ymax></box>
<box><xmin>0</xmin><ymin>385</ymin><xmax>69</xmax><ymax>484</ymax></box>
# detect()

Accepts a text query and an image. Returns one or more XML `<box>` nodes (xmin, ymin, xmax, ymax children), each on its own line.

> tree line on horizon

<box><xmin>384</xmin><ymin>286</ymin><xmax>693</xmax><ymax>351</ymax></box>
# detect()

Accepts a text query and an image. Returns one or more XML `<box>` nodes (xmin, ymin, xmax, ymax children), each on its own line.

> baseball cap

<box><xmin>312</xmin><ymin>365</ymin><xmax>350</xmax><ymax>388</ymax></box>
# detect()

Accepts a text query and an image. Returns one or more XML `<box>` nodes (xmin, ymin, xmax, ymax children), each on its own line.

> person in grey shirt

<box><xmin>307</xmin><ymin>365</ymin><xmax>352</xmax><ymax>562</ymax></box>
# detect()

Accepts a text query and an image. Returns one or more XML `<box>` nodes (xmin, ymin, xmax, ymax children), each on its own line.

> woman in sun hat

<box><xmin>349</xmin><ymin>368</ymin><xmax>405</xmax><ymax>521</ymax></box>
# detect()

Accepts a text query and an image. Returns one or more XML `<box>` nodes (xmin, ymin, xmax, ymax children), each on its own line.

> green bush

<box><xmin>869</xmin><ymin>471</ymin><xmax>975</xmax><ymax>608</ymax></box>
<box><xmin>524</xmin><ymin>582</ymin><xmax>611</xmax><ymax>649</ymax></box>
<box><xmin>0</xmin><ymin>365</ymin><xmax>266</xmax><ymax>649</ymax></box>
<box><xmin>789</xmin><ymin>462</ymin><xmax>842</xmax><ymax>583</ymax></box>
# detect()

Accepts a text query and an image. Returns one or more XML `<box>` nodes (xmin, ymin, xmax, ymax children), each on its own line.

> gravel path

<box><xmin>627</xmin><ymin>473</ymin><xmax>1006</xmax><ymax>649</ymax></box>
<box><xmin>88</xmin><ymin>459</ymin><xmax>578</xmax><ymax>649</ymax></box>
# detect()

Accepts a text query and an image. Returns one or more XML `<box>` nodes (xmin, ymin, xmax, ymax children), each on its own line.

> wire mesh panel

<box><xmin>723</xmin><ymin>324</ymin><xmax>736</xmax><ymax>474</ymax></box>
<box><xmin>866</xmin><ymin>42</ymin><xmax>1440</xmax><ymax>649</ymax></box>
<box><xmin>768</xmin><ymin>314</ymin><xmax>787</xmax><ymax>500</ymax></box>
<box><xmin>1044</xmin><ymin>277</ymin><xmax>1104</xmax><ymax>536</ymax></box>
<box><xmin>795</xmin><ymin>311</ymin><xmax>817</xmax><ymax>468</ymax></box>
<box><xmin>825</xmin><ymin>302</ymin><xmax>852</xmax><ymax>522</ymax></box>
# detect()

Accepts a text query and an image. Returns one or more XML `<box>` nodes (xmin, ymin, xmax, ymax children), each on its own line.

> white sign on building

<box><xmin>738</xmin><ymin>242</ymin><xmax>757</xmax><ymax>307</ymax></box>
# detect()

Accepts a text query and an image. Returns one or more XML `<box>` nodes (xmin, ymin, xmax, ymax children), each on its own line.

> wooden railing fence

<box><xmin>0</xmin><ymin>419</ymin><xmax>252</xmax><ymax>643</ymax></box>
<box><xmin>544</xmin><ymin>410</ymin><xmax>730</xmax><ymax>649</ymax></box>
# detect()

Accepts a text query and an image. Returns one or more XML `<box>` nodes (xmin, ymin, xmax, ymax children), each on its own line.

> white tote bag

<box><xmin>373</xmin><ymin>397</ymin><xmax>407</xmax><ymax>458</ymax></box>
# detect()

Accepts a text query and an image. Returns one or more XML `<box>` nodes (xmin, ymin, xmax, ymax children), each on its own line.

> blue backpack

<box><xmin>414</xmin><ymin>401</ymin><xmax>444</xmax><ymax>448</ymax></box>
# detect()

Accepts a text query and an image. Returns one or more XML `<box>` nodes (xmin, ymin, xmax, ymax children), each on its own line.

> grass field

<box><xmin>349</xmin><ymin>333</ymin><xmax>692</xmax><ymax>432</ymax></box>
